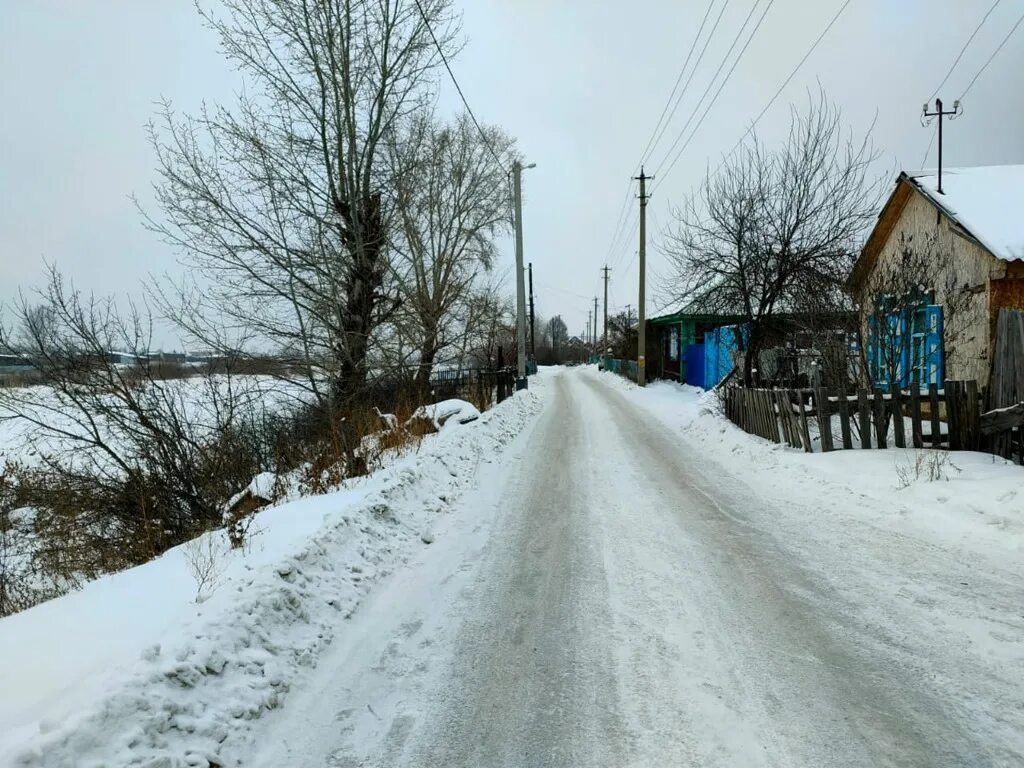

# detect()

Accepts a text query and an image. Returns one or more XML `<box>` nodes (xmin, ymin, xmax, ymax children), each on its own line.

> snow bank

<box><xmin>590</xmin><ymin>369</ymin><xmax>1024</xmax><ymax>561</ymax></box>
<box><xmin>0</xmin><ymin>388</ymin><xmax>544</xmax><ymax>767</ymax></box>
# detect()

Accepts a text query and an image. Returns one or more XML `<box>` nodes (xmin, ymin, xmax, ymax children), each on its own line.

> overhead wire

<box><xmin>653</xmin><ymin>0</ymin><xmax>776</xmax><ymax>188</ymax></box>
<box><xmin>412</xmin><ymin>0</ymin><xmax>508</xmax><ymax>169</ymax></box>
<box><xmin>928</xmin><ymin>0</ymin><xmax>1003</xmax><ymax>103</ymax></box>
<box><xmin>608</xmin><ymin>1</ymin><xmax>725</xmax><ymax>274</ymax></box>
<box><xmin>642</xmin><ymin>0</ymin><xmax>729</xmax><ymax>165</ymax></box>
<box><xmin>957</xmin><ymin>8</ymin><xmax>1024</xmax><ymax>100</ymax></box>
<box><xmin>650</xmin><ymin>0</ymin><xmax>771</xmax><ymax>181</ymax></box>
<box><xmin>712</xmin><ymin>0</ymin><xmax>852</xmax><ymax>176</ymax></box>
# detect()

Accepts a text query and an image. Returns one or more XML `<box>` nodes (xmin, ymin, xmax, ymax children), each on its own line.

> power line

<box><xmin>928</xmin><ymin>0</ymin><xmax>1003</xmax><ymax>102</ymax></box>
<box><xmin>641</xmin><ymin>0</ymin><xmax>725</xmax><ymax>165</ymax></box>
<box><xmin>713</xmin><ymin>0</ymin><xmax>852</xmax><ymax>175</ymax></box>
<box><xmin>651</xmin><ymin>0</ymin><xmax>772</xmax><ymax>181</ymax></box>
<box><xmin>610</xmin><ymin>208</ymin><xmax>640</xmax><ymax>271</ymax></box>
<box><xmin>412</xmin><ymin>0</ymin><xmax>507</xmax><ymax>168</ymax></box>
<box><xmin>604</xmin><ymin>181</ymin><xmax>635</xmax><ymax>266</ymax></box>
<box><xmin>654</xmin><ymin>0</ymin><xmax>776</xmax><ymax>187</ymax></box>
<box><xmin>958</xmin><ymin>8</ymin><xmax>1024</xmax><ymax>100</ymax></box>
<box><xmin>920</xmin><ymin>121</ymin><xmax>937</xmax><ymax>169</ymax></box>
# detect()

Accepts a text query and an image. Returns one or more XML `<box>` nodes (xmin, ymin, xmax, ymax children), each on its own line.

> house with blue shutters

<box><xmin>848</xmin><ymin>165</ymin><xmax>1024</xmax><ymax>391</ymax></box>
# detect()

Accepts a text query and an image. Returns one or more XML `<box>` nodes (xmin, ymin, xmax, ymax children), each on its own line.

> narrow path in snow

<box><xmin>246</xmin><ymin>368</ymin><xmax>1023</xmax><ymax>767</ymax></box>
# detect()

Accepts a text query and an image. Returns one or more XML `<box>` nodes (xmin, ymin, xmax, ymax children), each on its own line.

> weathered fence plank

<box><xmin>946</xmin><ymin>380</ymin><xmax>962</xmax><ymax>451</ymax></box>
<box><xmin>858</xmin><ymin>389</ymin><xmax>872</xmax><ymax>449</ymax></box>
<box><xmin>872</xmin><ymin>388</ymin><xmax>888</xmax><ymax>449</ymax></box>
<box><xmin>838</xmin><ymin>394</ymin><xmax>853</xmax><ymax>449</ymax></box>
<box><xmin>965</xmin><ymin>379</ymin><xmax>980</xmax><ymax>451</ymax></box>
<box><xmin>816</xmin><ymin>387</ymin><xmax>834</xmax><ymax>452</ymax></box>
<box><xmin>928</xmin><ymin>384</ymin><xmax>941</xmax><ymax>447</ymax></box>
<box><xmin>796</xmin><ymin>390</ymin><xmax>813</xmax><ymax>453</ymax></box>
<box><xmin>910</xmin><ymin>388</ymin><xmax>924</xmax><ymax>449</ymax></box>
<box><xmin>892</xmin><ymin>388</ymin><xmax>906</xmax><ymax>449</ymax></box>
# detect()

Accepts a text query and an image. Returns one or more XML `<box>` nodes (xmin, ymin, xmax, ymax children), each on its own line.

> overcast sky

<box><xmin>2</xmin><ymin>0</ymin><xmax>1023</xmax><ymax>346</ymax></box>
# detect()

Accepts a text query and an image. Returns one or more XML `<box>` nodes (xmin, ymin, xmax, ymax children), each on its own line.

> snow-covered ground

<box><xmin>599</xmin><ymin>370</ymin><xmax>1024</xmax><ymax>563</ymax></box>
<box><xmin>3</xmin><ymin>366</ymin><xmax>1022</xmax><ymax>766</ymax></box>
<box><xmin>0</xmin><ymin>380</ymin><xmax>544</xmax><ymax>767</ymax></box>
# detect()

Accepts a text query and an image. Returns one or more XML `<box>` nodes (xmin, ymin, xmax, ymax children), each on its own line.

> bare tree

<box><xmin>663</xmin><ymin>92</ymin><xmax>884</xmax><ymax>386</ymax></box>
<box><xmin>0</xmin><ymin>268</ymin><xmax>267</xmax><ymax>578</ymax></box>
<box><xmin>143</xmin><ymin>0</ymin><xmax>459</xmax><ymax>410</ymax></box>
<box><xmin>387</xmin><ymin>111</ymin><xmax>515</xmax><ymax>390</ymax></box>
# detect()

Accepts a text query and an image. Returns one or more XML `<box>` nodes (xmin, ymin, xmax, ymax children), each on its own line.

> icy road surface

<box><xmin>248</xmin><ymin>368</ymin><xmax>1024</xmax><ymax>767</ymax></box>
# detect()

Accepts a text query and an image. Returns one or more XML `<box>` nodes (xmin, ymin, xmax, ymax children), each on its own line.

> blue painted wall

<box><xmin>703</xmin><ymin>325</ymin><xmax>742</xmax><ymax>389</ymax></box>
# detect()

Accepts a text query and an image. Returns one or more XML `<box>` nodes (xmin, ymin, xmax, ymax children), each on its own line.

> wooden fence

<box><xmin>430</xmin><ymin>367</ymin><xmax>516</xmax><ymax>410</ymax></box>
<box><xmin>724</xmin><ymin>381</ymin><xmax>1022</xmax><ymax>461</ymax></box>
<box><xmin>990</xmin><ymin>309</ymin><xmax>1024</xmax><ymax>459</ymax></box>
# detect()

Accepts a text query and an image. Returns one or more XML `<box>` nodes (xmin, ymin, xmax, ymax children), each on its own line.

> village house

<box><xmin>848</xmin><ymin>165</ymin><xmax>1024</xmax><ymax>390</ymax></box>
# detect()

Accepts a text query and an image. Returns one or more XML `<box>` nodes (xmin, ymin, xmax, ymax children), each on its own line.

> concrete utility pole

<box><xmin>512</xmin><ymin>160</ymin><xmax>536</xmax><ymax>389</ymax></box>
<box><xmin>528</xmin><ymin>262</ymin><xmax>536</xmax><ymax>357</ymax></box>
<box><xmin>601</xmin><ymin>265</ymin><xmax>610</xmax><ymax>352</ymax></box>
<box><xmin>634</xmin><ymin>167</ymin><xmax>652</xmax><ymax>385</ymax></box>
<box><xmin>593</xmin><ymin>297</ymin><xmax>599</xmax><ymax>352</ymax></box>
<box><xmin>922</xmin><ymin>98</ymin><xmax>961</xmax><ymax>195</ymax></box>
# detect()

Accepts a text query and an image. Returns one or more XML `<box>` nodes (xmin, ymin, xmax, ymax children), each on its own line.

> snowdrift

<box><xmin>0</xmin><ymin>389</ymin><xmax>543</xmax><ymax>767</ymax></box>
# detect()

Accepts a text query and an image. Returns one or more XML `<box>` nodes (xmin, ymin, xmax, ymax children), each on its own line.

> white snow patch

<box><xmin>411</xmin><ymin>398</ymin><xmax>481</xmax><ymax>431</ymax></box>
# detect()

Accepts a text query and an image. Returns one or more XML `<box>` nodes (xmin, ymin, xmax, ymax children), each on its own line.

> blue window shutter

<box><xmin>925</xmin><ymin>305</ymin><xmax>944</xmax><ymax>385</ymax></box>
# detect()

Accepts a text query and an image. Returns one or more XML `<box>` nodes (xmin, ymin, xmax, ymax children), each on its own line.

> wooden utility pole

<box><xmin>593</xmin><ymin>297</ymin><xmax>599</xmax><ymax>353</ymax></box>
<box><xmin>634</xmin><ymin>168</ymin><xmax>652</xmax><ymax>385</ymax></box>
<box><xmin>528</xmin><ymin>262</ymin><xmax>536</xmax><ymax>357</ymax></box>
<box><xmin>586</xmin><ymin>310</ymin><xmax>592</xmax><ymax>346</ymax></box>
<box><xmin>601</xmin><ymin>265</ymin><xmax>610</xmax><ymax>353</ymax></box>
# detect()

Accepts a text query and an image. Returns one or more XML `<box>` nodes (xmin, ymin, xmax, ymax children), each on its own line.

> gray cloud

<box><xmin>2</xmin><ymin>0</ymin><xmax>1022</xmax><ymax>342</ymax></box>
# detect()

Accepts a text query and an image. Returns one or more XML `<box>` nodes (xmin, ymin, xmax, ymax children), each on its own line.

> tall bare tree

<box><xmin>143</xmin><ymin>0</ymin><xmax>458</xmax><ymax>408</ymax></box>
<box><xmin>387</xmin><ymin>112</ymin><xmax>515</xmax><ymax>390</ymax></box>
<box><xmin>663</xmin><ymin>92</ymin><xmax>884</xmax><ymax>386</ymax></box>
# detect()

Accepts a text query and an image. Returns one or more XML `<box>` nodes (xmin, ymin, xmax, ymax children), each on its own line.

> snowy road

<box><xmin>246</xmin><ymin>368</ymin><xmax>1024</xmax><ymax>767</ymax></box>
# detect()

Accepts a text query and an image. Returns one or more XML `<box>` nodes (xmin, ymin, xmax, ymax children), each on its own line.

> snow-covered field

<box><xmin>0</xmin><ymin>381</ymin><xmax>543</xmax><ymax>767</ymax></box>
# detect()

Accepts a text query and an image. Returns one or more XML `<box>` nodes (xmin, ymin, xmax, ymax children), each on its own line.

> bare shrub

<box><xmin>895</xmin><ymin>450</ymin><xmax>961</xmax><ymax>489</ymax></box>
<box><xmin>183</xmin><ymin>532</ymin><xmax>228</xmax><ymax>604</ymax></box>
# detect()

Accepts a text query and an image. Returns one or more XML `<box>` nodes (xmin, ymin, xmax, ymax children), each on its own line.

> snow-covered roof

<box><xmin>906</xmin><ymin>165</ymin><xmax>1024</xmax><ymax>262</ymax></box>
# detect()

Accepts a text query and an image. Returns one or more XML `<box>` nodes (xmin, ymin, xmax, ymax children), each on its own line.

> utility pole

<box><xmin>528</xmin><ymin>262</ymin><xmax>536</xmax><ymax>357</ymax></box>
<box><xmin>593</xmin><ymin>297</ymin><xmax>599</xmax><ymax>353</ymax></box>
<box><xmin>512</xmin><ymin>160</ymin><xmax>536</xmax><ymax>390</ymax></box>
<box><xmin>922</xmin><ymin>98</ymin><xmax>961</xmax><ymax>195</ymax></box>
<box><xmin>634</xmin><ymin>167</ymin><xmax>652</xmax><ymax>385</ymax></box>
<box><xmin>601</xmin><ymin>265</ymin><xmax>610</xmax><ymax>353</ymax></box>
<box><xmin>586</xmin><ymin>310</ymin><xmax>592</xmax><ymax>347</ymax></box>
